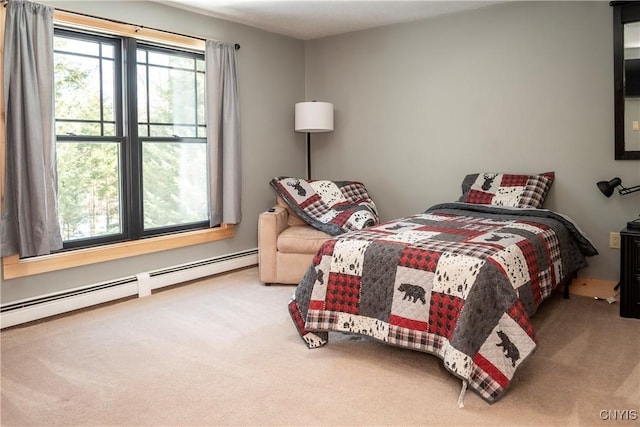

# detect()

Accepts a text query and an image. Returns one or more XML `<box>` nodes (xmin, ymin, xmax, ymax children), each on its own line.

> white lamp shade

<box><xmin>295</xmin><ymin>101</ymin><xmax>334</xmax><ymax>133</ymax></box>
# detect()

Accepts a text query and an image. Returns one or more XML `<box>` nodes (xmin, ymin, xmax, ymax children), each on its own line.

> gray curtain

<box><xmin>2</xmin><ymin>0</ymin><xmax>62</xmax><ymax>257</ymax></box>
<box><xmin>205</xmin><ymin>40</ymin><xmax>241</xmax><ymax>226</ymax></box>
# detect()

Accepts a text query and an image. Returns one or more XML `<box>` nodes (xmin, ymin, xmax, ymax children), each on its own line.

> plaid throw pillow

<box><xmin>459</xmin><ymin>172</ymin><xmax>554</xmax><ymax>209</ymax></box>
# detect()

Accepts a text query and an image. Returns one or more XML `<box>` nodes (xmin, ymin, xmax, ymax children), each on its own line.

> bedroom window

<box><xmin>2</xmin><ymin>6</ymin><xmax>239</xmax><ymax>279</ymax></box>
<box><xmin>54</xmin><ymin>29</ymin><xmax>209</xmax><ymax>248</ymax></box>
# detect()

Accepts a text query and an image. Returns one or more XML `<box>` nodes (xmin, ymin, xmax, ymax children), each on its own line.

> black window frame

<box><xmin>54</xmin><ymin>27</ymin><xmax>210</xmax><ymax>251</ymax></box>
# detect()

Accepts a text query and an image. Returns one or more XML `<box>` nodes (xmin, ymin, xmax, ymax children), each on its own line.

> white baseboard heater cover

<box><xmin>0</xmin><ymin>248</ymin><xmax>258</xmax><ymax>329</ymax></box>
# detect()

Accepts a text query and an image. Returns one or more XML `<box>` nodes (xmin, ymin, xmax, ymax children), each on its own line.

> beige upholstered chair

<box><xmin>258</xmin><ymin>196</ymin><xmax>331</xmax><ymax>285</ymax></box>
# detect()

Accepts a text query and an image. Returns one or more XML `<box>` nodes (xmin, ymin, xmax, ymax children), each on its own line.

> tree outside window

<box><xmin>54</xmin><ymin>30</ymin><xmax>209</xmax><ymax>247</ymax></box>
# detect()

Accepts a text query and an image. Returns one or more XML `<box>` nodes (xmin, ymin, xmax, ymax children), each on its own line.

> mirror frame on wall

<box><xmin>612</xmin><ymin>1</ymin><xmax>640</xmax><ymax>160</ymax></box>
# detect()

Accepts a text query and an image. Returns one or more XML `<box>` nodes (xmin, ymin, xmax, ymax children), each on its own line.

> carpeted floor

<box><xmin>1</xmin><ymin>266</ymin><xmax>638</xmax><ymax>426</ymax></box>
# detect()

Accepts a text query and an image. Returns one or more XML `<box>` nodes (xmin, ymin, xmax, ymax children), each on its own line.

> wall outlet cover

<box><xmin>610</xmin><ymin>232</ymin><xmax>621</xmax><ymax>249</ymax></box>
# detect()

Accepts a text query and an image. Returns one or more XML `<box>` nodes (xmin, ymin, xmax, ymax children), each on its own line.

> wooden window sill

<box><xmin>1</xmin><ymin>224</ymin><xmax>234</xmax><ymax>280</ymax></box>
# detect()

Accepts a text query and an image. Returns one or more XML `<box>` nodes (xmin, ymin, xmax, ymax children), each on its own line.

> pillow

<box><xmin>458</xmin><ymin>172</ymin><xmax>554</xmax><ymax>209</ymax></box>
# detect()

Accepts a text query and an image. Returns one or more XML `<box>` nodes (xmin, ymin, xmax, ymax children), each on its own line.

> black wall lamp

<box><xmin>597</xmin><ymin>177</ymin><xmax>640</xmax><ymax>230</ymax></box>
<box><xmin>596</xmin><ymin>177</ymin><xmax>640</xmax><ymax>197</ymax></box>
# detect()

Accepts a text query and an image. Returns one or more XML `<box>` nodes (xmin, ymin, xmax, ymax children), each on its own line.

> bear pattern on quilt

<box><xmin>288</xmin><ymin>203</ymin><xmax>598</xmax><ymax>404</ymax></box>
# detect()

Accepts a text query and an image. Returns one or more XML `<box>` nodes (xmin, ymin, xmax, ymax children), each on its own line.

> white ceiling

<box><xmin>155</xmin><ymin>0</ymin><xmax>506</xmax><ymax>40</ymax></box>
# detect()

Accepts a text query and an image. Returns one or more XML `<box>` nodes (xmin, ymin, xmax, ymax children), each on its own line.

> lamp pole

<box><xmin>306</xmin><ymin>132</ymin><xmax>312</xmax><ymax>180</ymax></box>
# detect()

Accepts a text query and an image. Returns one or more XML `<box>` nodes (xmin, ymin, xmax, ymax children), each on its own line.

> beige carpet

<box><xmin>1</xmin><ymin>266</ymin><xmax>638</xmax><ymax>426</ymax></box>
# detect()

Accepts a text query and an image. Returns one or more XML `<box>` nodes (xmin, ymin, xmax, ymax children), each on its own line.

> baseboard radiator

<box><xmin>0</xmin><ymin>248</ymin><xmax>258</xmax><ymax>329</ymax></box>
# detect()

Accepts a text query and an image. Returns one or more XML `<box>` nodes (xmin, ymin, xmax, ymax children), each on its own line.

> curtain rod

<box><xmin>2</xmin><ymin>0</ymin><xmax>240</xmax><ymax>50</ymax></box>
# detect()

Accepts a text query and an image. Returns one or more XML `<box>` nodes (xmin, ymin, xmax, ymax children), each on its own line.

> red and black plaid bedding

<box><xmin>288</xmin><ymin>203</ymin><xmax>597</xmax><ymax>404</ymax></box>
<box><xmin>270</xmin><ymin>177</ymin><xmax>379</xmax><ymax>235</ymax></box>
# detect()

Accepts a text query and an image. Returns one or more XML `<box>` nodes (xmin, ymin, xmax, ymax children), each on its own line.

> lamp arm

<box><xmin>619</xmin><ymin>184</ymin><xmax>640</xmax><ymax>195</ymax></box>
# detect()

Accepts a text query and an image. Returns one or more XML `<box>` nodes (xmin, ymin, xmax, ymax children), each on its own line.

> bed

<box><xmin>285</xmin><ymin>172</ymin><xmax>598</xmax><ymax>405</ymax></box>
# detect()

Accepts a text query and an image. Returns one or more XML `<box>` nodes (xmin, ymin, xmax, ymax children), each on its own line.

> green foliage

<box><xmin>54</xmin><ymin>36</ymin><xmax>208</xmax><ymax>242</ymax></box>
<box><xmin>57</xmin><ymin>142</ymin><xmax>120</xmax><ymax>240</ymax></box>
<box><xmin>143</xmin><ymin>142</ymin><xmax>208</xmax><ymax>229</ymax></box>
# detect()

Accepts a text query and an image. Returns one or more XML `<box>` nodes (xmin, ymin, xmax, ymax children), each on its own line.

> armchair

<box><xmin>258</xmin><ymin>197</ymin><xmax>330</xmax><ymax>285</ymax></box>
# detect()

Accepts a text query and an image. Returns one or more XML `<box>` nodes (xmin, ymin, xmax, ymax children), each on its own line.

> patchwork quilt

<box><xmin>288</xmin><ymin>203</ymin><xmax>597</xmax><ymax>404</ymax></box>
<box><xmin>270</xmin><ymin>177</ymin><xmax>379</xmax><ymax>235</ymax></box>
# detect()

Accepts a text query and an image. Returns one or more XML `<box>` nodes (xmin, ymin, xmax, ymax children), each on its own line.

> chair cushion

<box><xmin>277</xmin><ymin>225</ymin><xmax>330</xmax><ymax>254</ymax></box>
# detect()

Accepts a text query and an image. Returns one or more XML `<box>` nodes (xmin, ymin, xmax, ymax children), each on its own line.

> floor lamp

<box><xmin>295</xmin><ymin>101</ymin><xmax>334</xmax><ymax>180</ymax></box>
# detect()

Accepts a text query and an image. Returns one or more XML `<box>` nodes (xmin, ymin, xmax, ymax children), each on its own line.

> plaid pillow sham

<box><xmin>458</xmin><ymin>172</ymin><xmax>555</xmax><ymax>209</ymax></box>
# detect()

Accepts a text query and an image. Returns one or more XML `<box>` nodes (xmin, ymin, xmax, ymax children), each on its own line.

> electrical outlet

<box><xmin>610</xmin><ymin>232</ymin><xmax>621</xmax><ymax>249</ymax></box>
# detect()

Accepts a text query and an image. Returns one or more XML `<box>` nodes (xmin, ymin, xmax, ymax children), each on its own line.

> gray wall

<box><xmin>305</xmin><ymin>1</ymin><xmax>639</xmax><ymax>281</ymax></box>
<box><xmin>1</xmin><ymin>1</ymin><xmax>306</xmax><ymax>302</ymax></box>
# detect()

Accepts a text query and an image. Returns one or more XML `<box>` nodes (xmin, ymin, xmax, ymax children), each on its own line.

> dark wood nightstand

<box><xmin>620</xmin><ymin>228</ymin><xmax>640</xmax><ymax>318</ymax></box>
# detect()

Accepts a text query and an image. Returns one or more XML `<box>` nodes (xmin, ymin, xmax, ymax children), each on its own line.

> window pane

<box><xmin>102</xmin><ymin>58</ymin><xmax>115</xmax><ymax>122</ymax></box>
<box><xmin>138</xmin><ymin>46</ymin><xmax>203</xmax><ymax>138</ymax></box>
<box><xmin>197</xmin><ymin>72</ymin><xmax>205</xmax><ymax>127</ymax></box>
<box><xmin>137</xmin><ymin>49</ymin><xmax>147</xmax><ymax>63</ymax></box>
<box><xmin>147</xmin><ymin>67</ymin><xmax>196</xmax><ymax>125</ymax></box>
<box><xmin>57</xmin><ymin>142</ymin><xmax>121</xmax><ymax>240</ymax></box>
<box><xmin>54</xmin><ymin>36</ymin><xmax>99</xmax><ymax>56</ymax></box>
<box><xmin>138</xmin><ymin>124</ymin><xmax>149</xmax><ymax>137</ymax></box>
<box><xmin>148</xmin><ymin>50</ymin><xmax>194</xmax><ymax>69</ymax></box>
<box><xmin>143</xmin><ymin>142</ymin><xmax>208</xmax><ymax>229</ymax></box>
<box><xmin>102</xmin><ymin>44</ymin><xmax>114</xmax><ymax>59</ymax></box>
<box><xmin>56</xmin><ymin>121</ymin><xmax>101</xmax><ymax>136</ymax></box>
<box><xmin>54</xmin><ymin>36</ymin><xmax>117</xmax><ymax>137</ymax></box>
<box><xmin>55</xmin><ymin>53</ymin><xmax>101</xmax><ymax>121</ymax></box>
<box><xmin>147</xmin><ymin>125</ymin><xmax>197</xmax><ymax>138</ymax></box>
<box><xmin>137</xmin><ymin>65</ymin><xmax>148</xmax><ymax>123</ymax></box>
<box><xmin>104</xmin><ymin>123</ymin><xmax>116</xmax><ymax>136</ymax></box>
<box><xmin>149</xmin><ymin>124</ymin><xmax>173</xmax><ymax>137</ymax></box>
